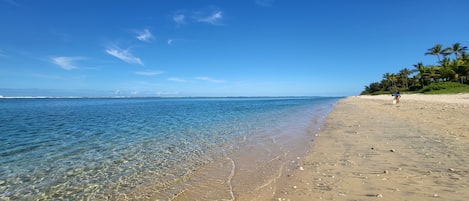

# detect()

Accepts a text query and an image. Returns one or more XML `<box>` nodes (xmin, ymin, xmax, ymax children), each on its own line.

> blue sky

<box><xmin>1</xmin><ymin>0</ymin><xmax>468</xmax><ymax>97</ymax></box>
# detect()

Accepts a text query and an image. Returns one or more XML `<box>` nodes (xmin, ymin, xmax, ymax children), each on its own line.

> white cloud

<box><xmin>51</xmin><ymin>56</ymin><xmax>85</xmax><ymax>70</ymax></box>
<box><xmin>174</xmin><ymin>9</ymin><xmax>223</xmax><ymax>26</ymax></box>
<box><xmin>135</xmin><ymin>70</ymin><xmax>164</xmax><ymax>76</ymax></box>
<box><xmin>136</xmin><ymin>29</ymin><xmax>153</xmax><ymax>42</ymax></box>
<box><xmin>167</xmin><ymin>77</ymin><xmax>187</xmax><ymax>82</ymax></box>
<box><xmin>194</xmin><ymin>11</ymin><xmax>223</xmax><ymax>25</ymax></box>
<box><xmin>173</xmin><ymin>14</ymin><xmax>186</xmax><ymax>25</ymax></box>
<box><xmin>167</xmin><ymin>38</ymin><xmax>188</xmax><ymax>46</ymax></box>
<box><xmin>195</xmin><ymin>76</ymin><xmax>225</xmax><ymax>83</ymax></box>
<box><xmin>105</xmin><ymin>46</ymin><xmax>143</xmax><ymax>65</ymax></box>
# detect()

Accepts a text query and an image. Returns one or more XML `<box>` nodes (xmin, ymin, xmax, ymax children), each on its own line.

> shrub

<box><xmin>419</xmin><ymin>82</ymin><xmax>469</xmax><ymax>94</ymax></box>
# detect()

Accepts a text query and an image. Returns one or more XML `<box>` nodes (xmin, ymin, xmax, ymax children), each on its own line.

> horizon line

<box><xmin>0</xmin><ymin>95</ymin><xmax>345</xmax><ymax>99</ymax></box>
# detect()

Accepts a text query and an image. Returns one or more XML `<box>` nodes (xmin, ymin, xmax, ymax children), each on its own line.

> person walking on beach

<box><xmin>392</xmin><ymin>91</ymin><xmax>401</xmax><ymax>104</ymax></box>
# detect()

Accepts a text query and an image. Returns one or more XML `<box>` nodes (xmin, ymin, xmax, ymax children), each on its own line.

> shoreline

<box><xmin>119</xmin><ymin>98</ymin><xmax>338</xmax><ymax>200</ymax></box>
<box><xmin>274</xmin><ymin>94</ymin><xmax>469</xmax><ymax>200</ymax></box>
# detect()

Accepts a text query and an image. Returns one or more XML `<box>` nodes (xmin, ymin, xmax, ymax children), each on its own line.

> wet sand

<box><xmin>121</xmin><ymin>101</ymin><xmax>334</xmax><ymax>201</ymax></box>
<box><xmin>275</xmin><ymin>94</ymin><xmax>469</xmax><ymax>201</ymax></box>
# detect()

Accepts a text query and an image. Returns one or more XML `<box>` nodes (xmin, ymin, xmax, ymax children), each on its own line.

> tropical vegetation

<box><xmin>361</xmin><ymin>43</ymin><xmax>469</xmax><ymax>95</ymax></box>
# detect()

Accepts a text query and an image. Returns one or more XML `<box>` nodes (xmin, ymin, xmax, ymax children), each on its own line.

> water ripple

<box><xmin>0</xmin><ymin>97</ymin><xmax>339</xmax><ymax>200</ymax></box>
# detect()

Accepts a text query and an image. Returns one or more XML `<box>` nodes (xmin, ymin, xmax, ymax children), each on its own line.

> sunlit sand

<box><xmin>275</xmin><ymin>94</ymin><xmax>469</xmax><ymax>200</ymax></box>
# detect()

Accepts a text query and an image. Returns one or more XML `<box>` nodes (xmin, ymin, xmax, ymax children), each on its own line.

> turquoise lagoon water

<box><xmin>0</xmin><ymin>97</ymin><xmax>339</xmax><ymax>200</ymax></box>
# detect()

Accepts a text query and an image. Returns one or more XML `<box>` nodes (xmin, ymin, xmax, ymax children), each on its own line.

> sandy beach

<box><xmin>274</xmin><ymin>93</ymin><xmax>469</xmax><ymax>201</ymax></box>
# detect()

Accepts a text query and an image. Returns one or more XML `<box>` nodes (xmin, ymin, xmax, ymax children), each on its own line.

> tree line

<box><xmin>361</xmin><ymin>43</ymin><xmax>469</xmax><ymax>95</ymax></box>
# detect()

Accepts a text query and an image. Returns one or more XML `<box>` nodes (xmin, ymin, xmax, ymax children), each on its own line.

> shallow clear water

<box><xmin>0</xmin><ymin>97</ymin><xmax>339</xmax><ymax>200</ymax></box>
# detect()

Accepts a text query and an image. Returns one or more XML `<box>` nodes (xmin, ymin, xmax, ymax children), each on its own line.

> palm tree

<box><xmin>439</xmin><ymin>57</ymin><xmax>453</xmax><ymax>82</ymax></box>
<box><xmin>451</xmin><ymin>59</ymin><xmax>467</xmax><ymax>83</ymax></box>
<box><xmin>440</xmin><ymin>57</ymin><xmax>451</xmax><ymax>67</ymax></box>
<box><xmin>461</xmin><ymin>52</ymin><xmax>469</xmax><ymax>63</ymax></box>
<box><xmin>412</xmin><ymin>62</ymin><xmax>429</xmax><ymax>86</ymax></box>
<box><xmin>398</xmin><ymin>68</ymin><xmax>411</xmax><ymax>90</ymax></box>
<box><xmin>428</xmin><ymin>65</ymin><xmax>442</xmax><ymax>82</ymax></box>
<box><xmin>389</xmin><ymin>74</ymin><xmax>398</xmax><ymax>91</ymax></box>
<box><xmin>457</xmin><ymin>64</ymin><xmax>469</xmax><ymax>84</ymax></box>
<box><xmin>412</xmin><ymin>62</ymin><xmax>425</xmax><ymax>73</ymax></box>
<box><xmin>425</xmin><ymin>44</ymin><xmax>445</xmax><ymax>62</ymax></box>
<box><xmin>382</xmin><ymin>73</ymin><xmax>392</xmax><ymax>90</ymax></box>
<box><xmin>383</xmin><ymin>73</ymin><xmax>398</xmax><ymax>91</ymax></box>
<box><xmin>445</xmin><ymin>43</ymin><xmax>468</xmax><ymax>60</ymax></box>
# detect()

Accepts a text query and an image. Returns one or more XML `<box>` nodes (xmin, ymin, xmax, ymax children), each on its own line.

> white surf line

<box><xmin>222</xmin><ymin>157</ymin><xmax>236</xmax><ymax>201</ymax></box>
<box><xmin>254</xmin><ymin>155</ymin><xmax>283</xmax><ymax>191</ymax></box>
<box><xmin>254</xmin><ymin>151</ymin><xmax>288</xmax><ymax>191</ymax></box>
<box><xmin>266</xmin><ymin>155</ymin><xmax>281</xmax><ymax>164</ymax></box>
<box><xmin>255</xmin><ymin>163</ymin><xmax>284</xmax><ymax>191</ymax></box>
<box><xmin>169</xmin><ymin>188</ymin><xmax>188</xmax><ymax>201</ymax></box>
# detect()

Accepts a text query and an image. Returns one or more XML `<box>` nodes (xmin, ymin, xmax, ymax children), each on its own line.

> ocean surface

<box><xmin>0</xmin><ymin>97</ymin><xmax>339</xmax><ymax>200</ymax></box>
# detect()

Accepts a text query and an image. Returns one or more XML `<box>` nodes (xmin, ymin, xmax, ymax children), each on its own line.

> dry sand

<box><xmin>274</xmin><ymin>93</ymin><xmax>469</xmax><ymax>201</ymax></box>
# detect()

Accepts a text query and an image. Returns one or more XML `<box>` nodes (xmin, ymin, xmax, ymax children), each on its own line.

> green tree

<box><xmin>439</xmin><ymin>57</ymin><xmax>452</xmax><ymax>81</ymax></box>
<box><xmin>361</xmin><ymin>82</ymin><xmax>382</xmax><ymax>94</ymax></box>
<box><xmin>362</xmin><ymin>42</ymin><xmax>469</xmax><ymax>94</ymax></box>
<box><xmin>428</xmin><ymin>65</ymin><xmax>441</xmax><ymax>82</ymax></box>
<box><xmin>398</xmin><ymin>68</ymin><xmax>411</xmax><ymax>90</ymax></box>
<box><xmin>461</xmin><ymin>52</ymin><xmax>469</xmax><ymax>83</ymax></box>
<box><xmin>451</xmin><ymin>59</ymin><xmax>467</xmax><ymax>83</ymax></box>
<box><xmin>439</xmin><ymin>65</ymin><xmax>456</xmax><ymax>82</ymax></box>
<box><xmin>445</xmin><ymin>43</ymin><xmax>468</xmax><ymax>60</ymax></box>
<box><xmin>462</xmin><ymin>52</ymin><xmax>469</xmax><ymax>63</ymax></box>
<box><xmin>383</xmin><ymin>73</ymin><xmax>398</xmax><ymax>91</ymax></box>
<box><xmin>413</xmin><ymin>62</ymin><xmax>429</xmax><ymax>87</ymax></box>
<box><xmin>382</xmin><ymin>73</ymin><xmax>392</xmax><ymax>90</ymax></box>
<box><xmin>425</xmin><ymin>44</ymin><xmax>445</xmax><ymax>62</ymax></box>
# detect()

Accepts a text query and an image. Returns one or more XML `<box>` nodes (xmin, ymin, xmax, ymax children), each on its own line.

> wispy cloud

<box><xmin>135</xmin><ymin>70</ymin><xmax>164</xmax><ymax>76</ymax></box>
<box><xmin>173</xmin><ymin>8</ymin><xmax>223</xmax><ymax>26</ymax></box>
<box><xmin>173</xmin><ymin>13</ymin><xmax>186</xmax><ymax>26</ymax></box>
<box><xmin>51</xmin><ymin>56</ymin><xmax>85</xmax><ymax>70</ymax></box>
<box><xmin>195</xmin><ymin>76</ymin><xmax>225</xmax><ymax>83</ymax></box>
<box><xmin>167</xmin><ymin>77</ymin><xmax>187</xmax><ymax>82</ymax></box>
<box><xmin>193</xmin><ymin>10</ymin><xmax>223</xmax><ymax>25</ymax></box>
<box><xmin>136</xmin><ymin>29</ymin><xmax>153</xmax><ymax>42</ymax></box>
<box><xmin>105</xmin><ymin>46</ymin><xmax>143</xmax><ymax>65</ymax></box>
<box><xmin>167</xmin><ymin>38</ymin><xmax>189</xmax><ymax>46</ymax></box>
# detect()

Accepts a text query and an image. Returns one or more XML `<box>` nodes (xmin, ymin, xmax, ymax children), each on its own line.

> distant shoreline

<box><xmin>0</xmin><ymin>95</ymin><xmax>344</xmax><ymax>99</ymax></box>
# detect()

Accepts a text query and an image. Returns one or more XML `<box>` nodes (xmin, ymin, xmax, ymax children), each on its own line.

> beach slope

<box><xmin>275</xmin><ymin>94</ymin><xmax>469</xmax><ymax>201</ymax></box>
